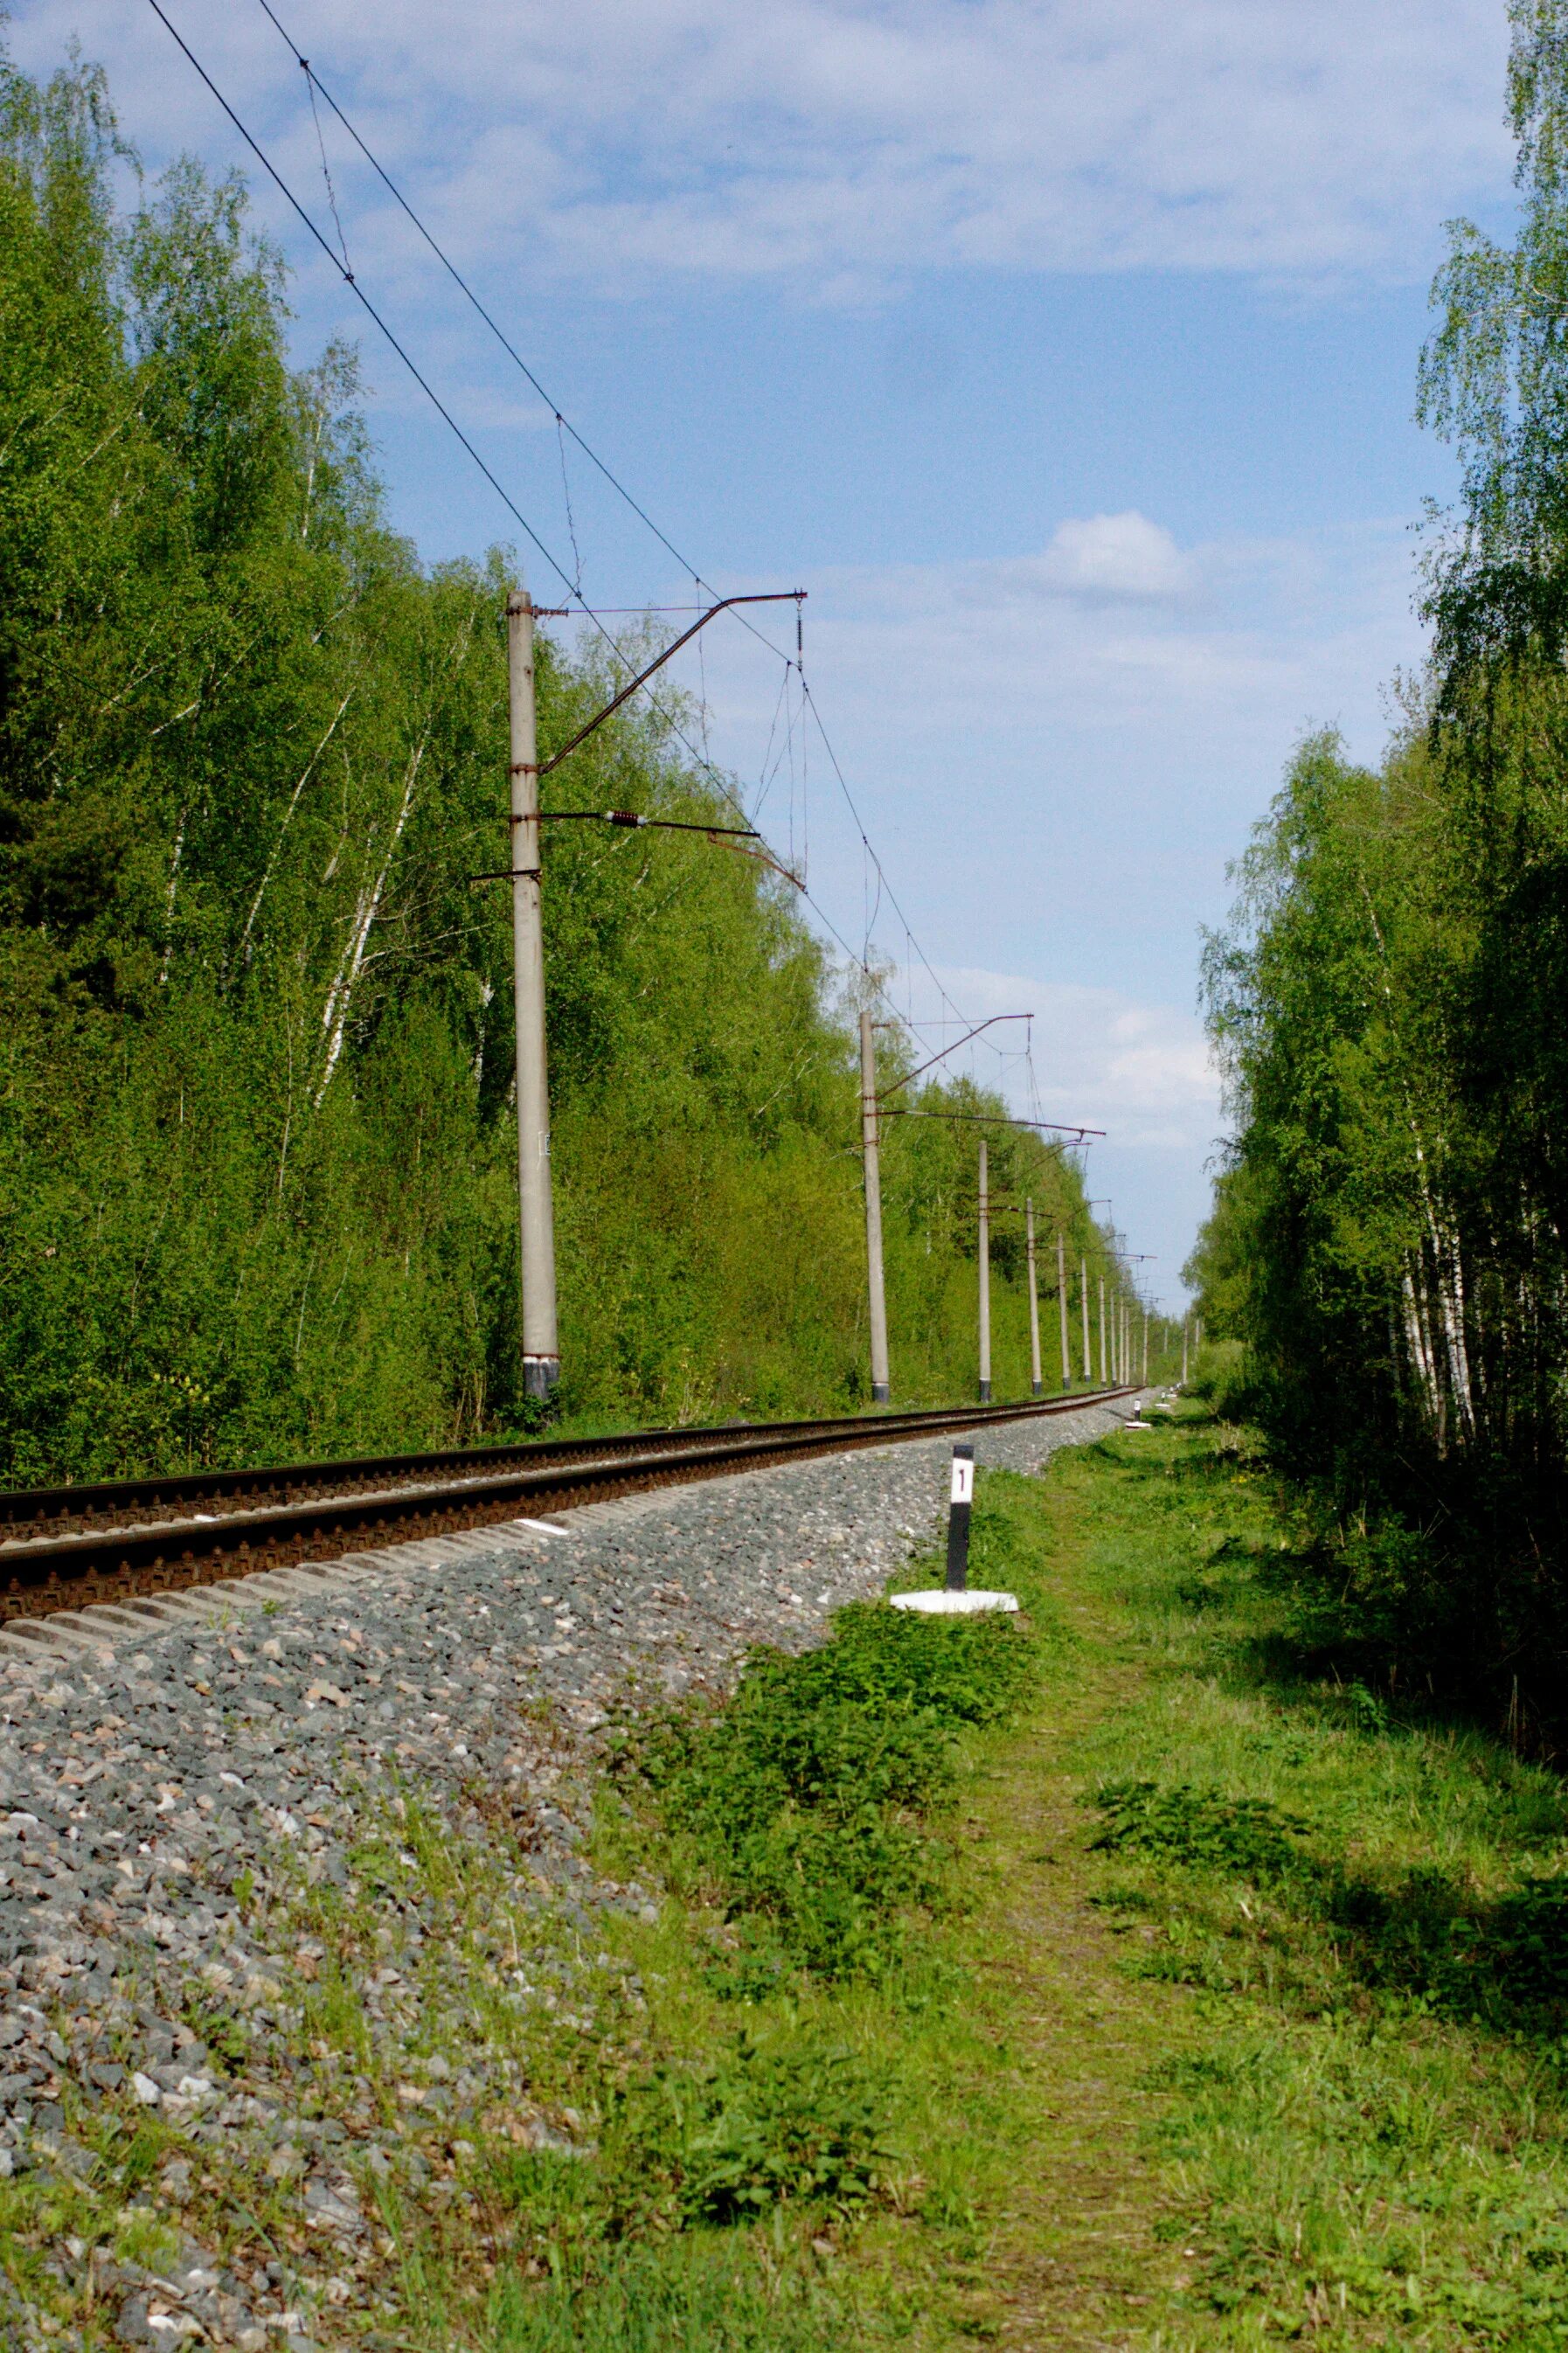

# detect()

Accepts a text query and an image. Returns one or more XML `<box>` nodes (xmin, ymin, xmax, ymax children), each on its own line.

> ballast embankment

<box><xmin>0</xmin><ymin>1400</ymin><xmax>1131</xmax><ymax>2350</ymax></box>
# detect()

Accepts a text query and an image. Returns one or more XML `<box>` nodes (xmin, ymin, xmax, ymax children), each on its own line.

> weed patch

<box><xmin>621</xmin><ymin>1597</ymin><xmax>1036</xmax><ymax>1981</ymax></box>
<box><xmin>1089</xmin><ymin>1780</ymin><xmax>1308</xmax><ymax>1878</ymax></box>
<box><xmin>604</xmin><ymin>2035</ymin><xmax>895</xmax><ymax>2227</ymax></box>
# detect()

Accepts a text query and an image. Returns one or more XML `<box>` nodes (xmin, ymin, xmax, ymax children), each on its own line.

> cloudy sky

<box><xmin>10</xmin><ymin>0</ymin><xmax>1522</xmax><ymax>1307</ymax></box>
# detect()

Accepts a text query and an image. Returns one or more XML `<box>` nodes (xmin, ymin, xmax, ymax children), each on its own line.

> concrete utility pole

<box><xmin>1098</xmin><ymin>1274</ymin><xmax>1107</xmax><ymax>1385</ymax></box>
<box><xmin>1057</xmin><ymin>1232</ymin><xmax>1071</xmax><ymax>1392</ymax></box>
<box><xmin>977</xmin><ymin>1139</ymin><xmax>992</xmax><ymax>1402</ymax></box>
<box><xmin>1080</xmin><ymin>1258</ymin><xmax>1091</xmax><ymax>1382</ymax></box>
<box><xmin>507</xmin><ymin>589</ymin><xmax>559</xmax><ymax>1405</ymax></box>
<box><xmin>1182</xmin><ymin>1318</ymin><xmax>1190</xmax><ymax>1385</ymax></box>
<box><xmin>858</xmin><ymin>1011</ymin><xmax>891</xmax><ymax>1405</ymax></box>
<box><xmin>1142</xmin><ymin>1307</ymin><xmax>1149</xmax><ymax>1386</ymax></box>
<box><xmin>1025</xmin><ymin>1198</ymin><xmax>1043</xmax><ymax>1399</ymax></box>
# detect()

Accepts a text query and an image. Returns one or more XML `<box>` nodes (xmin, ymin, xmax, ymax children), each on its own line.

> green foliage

<box><xmin>482</xmin><ymin>2237</ymin><xmax>848</xmax><ymax>2353</ymax></box>
<box><xmin>601</xmin><ymin>2036</ymin><xmax>895</xmax><ymax>2227</ymax></box>
<box><xmin>1417</xmin><ymin>0</ymin><xmax>1568</xmax><ymax>681</ymax></box>
<box><xmin>625</xmin><ymin>1597</ymin><xmax>1035</xmax><ymax>1980</ymax></box>
<box><xmin>0</xmin><ymin>33</ymin><xmax>1125</xmax><ymax>1482</ymax></box>
<box><xmin>1090</xmin><ymin>1780</ymin><xmax>1308</xmax><ymax>1878</ymax></box>
<box><xmin>1190</xmin><ymin>4</ymin><xmax>1568</xmax><ymax>1729</ymax></box>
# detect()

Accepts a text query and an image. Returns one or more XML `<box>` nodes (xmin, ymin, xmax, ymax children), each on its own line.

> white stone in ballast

<box><xmin>890</xmin><ymin>1589</ymin><xmax>1019</xmax><ymax>1615</ymax></box>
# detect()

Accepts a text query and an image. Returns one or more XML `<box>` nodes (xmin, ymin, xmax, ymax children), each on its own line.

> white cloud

<box><xmin>10</xmin><ymin>0</ymin><xmax>1513</xmax><ymax>299</ymax></box>
<box><xmin>702</xmin><ymin>510</ymin><xmax>1424</xmax><ymax>807</ymax></box>
<box><xmin>687</xmin><ymin>505</ymin><xmax>1414</xmax><ymax>1302</ymax></box>
<box><xmin>1036</xmin><ymin>513</ymin><xmax>1195</xmax><ymax>602</ymax></box>
<box><xmin>905</xmin><ymin>966</ymin><xmax>1221</xmax><ymax>1150</ymax></box>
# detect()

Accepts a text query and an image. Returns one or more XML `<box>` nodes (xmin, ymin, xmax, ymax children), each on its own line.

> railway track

<box><xmin>0</xmin><ymin>1389</ymin><xmax>1137</xmax><ymax>1625</ymax></box>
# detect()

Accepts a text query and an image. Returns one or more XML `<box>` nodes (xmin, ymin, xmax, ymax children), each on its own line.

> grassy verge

<box><xmin>19</xmin><ymin>1415</ymin><xmax>1568</xmax><ymax>2348</ymax></box>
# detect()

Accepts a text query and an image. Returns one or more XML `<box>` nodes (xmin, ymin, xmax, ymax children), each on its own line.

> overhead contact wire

<box><xmin>162</xmin><ymin>0</ymin><xmax>974</xmax><ymax>1071</ymax></box>
<box><xmin>247</xmin><ymin>0</ymin><xmax>977</xmax><ymax>1049</ymax></box>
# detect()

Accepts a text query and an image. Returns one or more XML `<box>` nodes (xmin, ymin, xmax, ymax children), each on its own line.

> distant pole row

<box><xmin>505</xmin><ymin>591</ymin><xmax>1171</xmax><ymax>1416</ymax></box>
<box><xmin>858</xmin><ymin>1069</ymin><xmax>1165</xmax><ymax>1402</ymax></box>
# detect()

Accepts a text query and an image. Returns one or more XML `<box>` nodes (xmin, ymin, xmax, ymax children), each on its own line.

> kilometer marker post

<box><xmin>891</xmin><ymin>1441</ymin><xmax>1019</xmax><ymax>1616</ymax></box>
<box><xmin>947</xmin><ymin>1442</ymin><xmax>974</xmax><ymax>1589</ymax></box>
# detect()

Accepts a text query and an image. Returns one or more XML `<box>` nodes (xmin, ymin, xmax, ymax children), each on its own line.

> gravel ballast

<box><xmin>0</xmin><ymin>1401</ymin><xmax>1128</xmax><ymax>2347</ymax></box>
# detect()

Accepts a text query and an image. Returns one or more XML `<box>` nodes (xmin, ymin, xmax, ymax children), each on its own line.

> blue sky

<box><xmin>11</xmin><ymin>0</ymin><xmax>1523</xmax><ymax>1309</ymax></box>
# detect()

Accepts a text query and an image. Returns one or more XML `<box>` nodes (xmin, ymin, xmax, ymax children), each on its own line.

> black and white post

<box><xmin>892</xmin><ymin>1441</ymin><xmax>1018</xmax><ymax>1615</ymax></box>
<box><xmin>946</xmin><ymin>1442</ymin><xmax>975</xmax><ymax>1591</ymax></box>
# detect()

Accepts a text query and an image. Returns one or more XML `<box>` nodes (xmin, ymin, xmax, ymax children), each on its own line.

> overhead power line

<box><xmin>252</xmin><ymin>0</ymin><xmax>796</xmax><ymax>677</ymax></box>
<box><xmin>243</xmin><ymin>0</ymin><xmax>996</xmax><ymax>1063</ymax></box>
<box><xmin>145</xmin><ymin>0</ymin><xmax>1013</xmax><ymax>1087</ymax></box>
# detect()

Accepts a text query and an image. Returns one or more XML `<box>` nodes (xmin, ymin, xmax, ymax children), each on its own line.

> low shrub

<box><xmin>1089</xmin><ymin>1780</ymin><xmax>1308</xmax><ymax>1878</ymax></box>
<box><xmin>606</xmin><ymin>2034</ymin><xmax>895</xmax><ymax>2227</ymax></box>
<box><xmin>621</xmin><ymin>1593</ymin><xmax>1035</xmax><ymax>1979</ymax></box>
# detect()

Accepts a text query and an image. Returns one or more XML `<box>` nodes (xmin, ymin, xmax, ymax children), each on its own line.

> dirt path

<box><xmin>930</xmin><ymin>1478</ymin><xmax>1204</xmax><ymax>2350</ymax></box>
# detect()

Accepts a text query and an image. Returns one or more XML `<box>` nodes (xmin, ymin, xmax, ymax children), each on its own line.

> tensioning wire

<box><xmin>149</xmin><ymin>0</ymin><xmax>973</xmax><ymax>1067</ymax></box>
<box><xmin>245</xmin><ymin>0</ymin><xmax>981</xmax><ymax>1051</ymax></box>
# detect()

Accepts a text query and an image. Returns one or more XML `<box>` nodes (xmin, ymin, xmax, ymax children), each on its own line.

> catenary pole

<box><xmin>1080</xmin><ymin>1258</ymin><xmax>1091</xmax><ymax>1381</ymax></box>
<box><xmin>1025</xmin><ymin>1198</ymin><xmax>1043</xmax><ymax>1398</ymax></box>
<box><xmin>1142</xmin><ymin>1307</ymin><xmax>1149</xmax><ymax>1385</ymax></box>
<box><xmin>507</xmin><ymin>589</ymin><xmax>559</xmax><ymax>1405</ymax></box>
<box><xmin>1182</xmin><ymin>1318</ymin><xmax>1190</xmax><ymax>1385</ymax></box>
<box><xmin>858</xmin><ymin>1011</ymin><xmax>891</xmax><ymax>1405</ymax></box>
<box><xmin>1098</xmin><ymin>1273</ymin><xmax>1107</xmax><ymax>1386</ymax></box>
<box><xmin>977</xmin><ymin>1139</ymin><xmax>992</xmax><ymax>1402</ymax></box>
<box><xmin>1057</xmin><ymin>1232</ymin><xmax>1071</xmax><ymax>1391</ymax></box>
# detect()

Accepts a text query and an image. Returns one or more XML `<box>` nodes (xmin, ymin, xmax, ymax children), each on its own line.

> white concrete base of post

<box><xmin>891</xmin><ymin>1589</ymin><xmax>1019</xmax><ymax>1615</ymax></box>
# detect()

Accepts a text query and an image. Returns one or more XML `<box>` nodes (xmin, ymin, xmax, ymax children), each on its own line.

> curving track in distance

<box><xmin>0</xmin><ymin>1391</ymin><xmax>1138</xmax><ymax>1625</ymax></box>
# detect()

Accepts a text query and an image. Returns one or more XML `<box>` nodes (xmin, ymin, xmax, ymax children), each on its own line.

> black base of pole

<box><xmin>523</xmin><ymin>1357</ymin><xmax>560</xmax><ymax>1405</ymax></box>
<box><xmin>978</xmin><ymin>1379</ymin><xmax>991</xmax><ymax>1402</ymax></box>
<box><xmin>1031</xmin><ymin>1380</ymin><xmax>1043</xmax><ymax>1398</ymax></box>
<box><xmin>871</xmin><ymin>1382</ymin><xmax>890</xmax><ymax>1404</ymax></box>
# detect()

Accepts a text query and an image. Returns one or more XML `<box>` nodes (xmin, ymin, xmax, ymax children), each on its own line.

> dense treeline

<box><xmin>1188</xmin><ymin>0</ymin><xmax>1568</xmax><ymax>1736</ymax></box>
<box><xmin>0</xmin><ymin>44</ymin><xmax>1138</xmax><ymax>1483</ymax></box>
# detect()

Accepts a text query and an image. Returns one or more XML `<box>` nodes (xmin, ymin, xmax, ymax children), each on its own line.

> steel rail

<box><xmin>0</xmin><ymin>1390</ymin><xmax>1138</xmax><ymax>1623</ymax></box>
<box><xmin>2</xmin><ymin>1419</ymin><xmax>862</xmax><ymax>1536</ymax></box>
<box><xmin>0</xmin><ymin>1395</ymin><xmax>1130</xmax><ymax>1537</ymax></box>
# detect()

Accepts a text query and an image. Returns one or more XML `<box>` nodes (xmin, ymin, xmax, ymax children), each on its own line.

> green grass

<box><xmin>1021</xmin><ymin>1412</ymin><xmax>1568</xmax><ymax>2348</ymax></box>
<box><xmin>23</xmin><ymin>1414</ymin><xmax>1568</xmax><ymax>2348</ymax></box>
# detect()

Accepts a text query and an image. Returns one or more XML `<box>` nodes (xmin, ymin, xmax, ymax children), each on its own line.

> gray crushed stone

<box><xmin>0</xmin><ymin>1401</ymin><xmax>1128</xmax><ymax>2345</ymax></box>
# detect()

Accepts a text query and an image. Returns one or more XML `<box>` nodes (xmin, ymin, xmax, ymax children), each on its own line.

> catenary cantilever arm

<box><xmin>533</xmin><ymin>592</ymin><xmax>805</xmax><ymax>778</ymax></box>
<box><xmin>876</xmin><ymin>1013</ymin><xmax>1034</xmax><ymax>1101</ymax></box>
